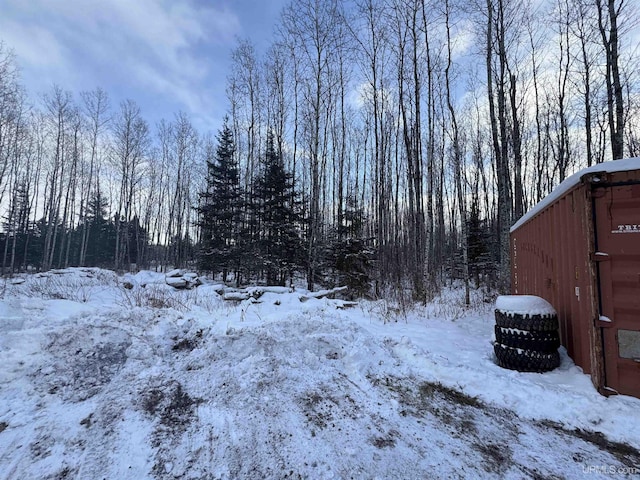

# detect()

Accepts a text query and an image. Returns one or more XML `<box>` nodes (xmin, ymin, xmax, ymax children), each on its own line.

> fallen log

<box><xmin>336</xmin><ymin>301</ymin><xmax>358</xmax><ymax>310</ymax></box>
<box><xmin>299</xmin><ymin>286</ymin><xmax>348</xmax><ymax>302</ymax></box>
<box><xmin>223</xmin><ymin>292</ymin><xmax>251</xmax><ymax>302</ymax></box>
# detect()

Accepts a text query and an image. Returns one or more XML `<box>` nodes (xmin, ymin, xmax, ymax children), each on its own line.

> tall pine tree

<box><xmin>197</xmin><ymin>119</ymin><xmax>244</xmax><ymax>282</ymax></box>
<box><xmin>328</xmin><ymin>194</ymin><xmax>373</xmax><ymax>298</ymax></box>
<box><xmin>251</xmin><ymin>132</ymin><xmax>302</xmax><ymax>285</ymax></box>
<box><xmin>84</xmin><ymin>190</ymin><xmax>116</xmax><ymax>267</ymax></box>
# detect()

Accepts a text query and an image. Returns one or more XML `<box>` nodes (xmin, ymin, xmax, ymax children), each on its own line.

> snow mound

<box><xmin>496</xmin><ymin>295</ymin><xmax>557</xmax><ymax>317</ymax></box>
<box><xmin>128</xmin><ymin>270</ymin><xmax>165</xmax><ymax>287</ymax></box>
<box><xmin>1</xmin><ymin>271</ymin><xmax>639</xmax><ymax>479</ymax></box>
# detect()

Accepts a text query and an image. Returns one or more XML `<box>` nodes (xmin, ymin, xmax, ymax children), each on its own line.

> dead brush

<box><xmin>363</xmin><ymin>299</ymin><xmax>406</xmax><ymax>324</ymax></box>
<box><xmin>21</xmin><ymin>275</ymin><xmax>95</xmax><ymax>303</ymax></box>
<box><xmin>118</xmin><ymin>284</ymin><xmax>188</xmax><ymax>311</ymax></box>
<box><xmin>182</xmin><ymin>287</ymin><xmax>223</xmax><ymax>313</ymax></box>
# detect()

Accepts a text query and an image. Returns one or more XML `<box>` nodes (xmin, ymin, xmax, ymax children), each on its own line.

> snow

<box><xmin>498</xmin><ymin>326</ymin><xmax>536</xmax><ymax>335</ymax></box>
<box><xmin>495</xmin><ymin>295</ymin><xmax>557</xmax><ymax>317</ymax></box>
<box><xmin>1</xmin><ymin>270</ymin><xmax>639</xmax><ymax>479</ymax></box>
<box><xmin>131</xmin><ymin>270</ymin><xmax>166</xmax><ymax>287</ymax></box>
<box><xmin>222</xmin><ymin>291</ymin><xmax>250</xmax><ymax>301</ymax></box>
<box><xmin>246</xmin><ymin>286</ymin><xmax>292</xmax><ymax>296</ymax></box>
<box><xmin>511</xmin><ymin>157</ymin><xmax>640</xmax><ymax>232</ymax></box>
<box><xmin>165</xmin><ymin>276</ymin><xmax>188</xmax><ymax>288</ymax></box>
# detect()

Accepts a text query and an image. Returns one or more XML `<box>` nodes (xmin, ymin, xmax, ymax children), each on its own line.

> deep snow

<box><xmin>0</xmin><ymin>269</ymin><xmax>639</xmax><ymax>479</ymax></box>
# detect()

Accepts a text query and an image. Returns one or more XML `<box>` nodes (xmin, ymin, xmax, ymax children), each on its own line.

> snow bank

<box><xmin>0</xmin><ymin>300</ymin><xmax>23</xmax><ymax>332</ymax></box>
<box><xmin>0</xmin><ymin>270</ymin><xmax>638</xmax><ymax>479</ymax></box>
<box><xmin>495</xmin><ymin>295</ymin><xmax>557</xmax><ymax>317</ymax></box>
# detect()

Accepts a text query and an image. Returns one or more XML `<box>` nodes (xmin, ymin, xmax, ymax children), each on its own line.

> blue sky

<box><xmin>0</xmin><ymin>0</ymin><xmax>288</xmax><ymax>134</ymax></box>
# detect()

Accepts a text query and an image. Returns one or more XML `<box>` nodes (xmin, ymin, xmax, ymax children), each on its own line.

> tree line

<box><xmin>225</xmin><ymin>0</ymin><xmax>637</xmax><ymax>300</ymax></box>
<box><xmin>0</xmin><ymin>0</ymin><xmax>638</xmax><ymax>302</ymax></box>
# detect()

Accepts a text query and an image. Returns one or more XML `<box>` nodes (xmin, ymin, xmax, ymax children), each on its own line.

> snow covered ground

<box><xmin>1</xmin><ymin>268</ymin><xmax>639</xmax><ymax>479</ymax></box>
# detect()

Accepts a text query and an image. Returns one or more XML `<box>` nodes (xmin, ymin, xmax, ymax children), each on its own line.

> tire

<box><xmin>493</xmin><ymin>343</ymin><xmax>560</xmax><ymax>373</ymax></box>
<box><xmin>494</xmin><ymin>325</ymin><xmax>560</xmax><ymax>353</ymax></box>
<box><xmin>495</xmin><ymin>310</ymin><xmax>559</xmax><ymax>332</ymax></box>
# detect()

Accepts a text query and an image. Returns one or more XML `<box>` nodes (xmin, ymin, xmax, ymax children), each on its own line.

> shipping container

<box><xmin>510</xmin><ymin>158</ymin><xmax>640</xmax><ymax>398</ymax></box>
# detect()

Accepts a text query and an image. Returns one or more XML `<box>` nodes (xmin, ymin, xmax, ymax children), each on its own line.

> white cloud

<box><xmin>0</xmin><ymin>0</ymin><xmax>242</xmax><ymax>130</ymax></box>
<box><xmin>0</xmin><ymin>20</ymin><xmax>66</xmax><ymax>68</ymax></box>
<box><xmin>450</xmin><ymin>19</ymin><xmax>475</xmax><ymax>61</ymax></box>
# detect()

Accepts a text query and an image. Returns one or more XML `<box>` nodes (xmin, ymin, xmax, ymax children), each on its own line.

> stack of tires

<box><xmin>493</xmin><ymin>295</ymin><xmax>560</xmax><ymax>373</ymax></box>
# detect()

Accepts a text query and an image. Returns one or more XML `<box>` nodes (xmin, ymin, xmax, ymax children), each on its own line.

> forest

<box><xmin>0</xmin><ymin>0</ymin><xmax>638</xmax><ymax>303</ymax></box>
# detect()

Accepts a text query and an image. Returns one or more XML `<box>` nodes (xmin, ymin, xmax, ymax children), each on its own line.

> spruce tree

<box><xmin>197</xmin><ymin>119</ymin><xmax>244</xmax><ymax>281</ymax></box>
<box><xmin>328</xmin><ymin>194</ymin><xmax>372</xmax><ymax>297</ymax></box>
<box><xmin>84</xmin><ymin>191</ymin><xmax>116</xmax><ymax>267</ymax></box>
<box><xmin>251</xmin><ymin>132</ymin><xmax>302</xmax><ymax>285</ymax></box>
<box><xmin>467</xmin><ymin>198</ymin><xmax>493</xmax><ymax>287</ymax></box>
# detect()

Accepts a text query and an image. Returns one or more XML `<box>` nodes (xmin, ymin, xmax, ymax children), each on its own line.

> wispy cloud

<box><xmin>0</xmin><ymin>0</ymin><xmax>242</xmax><ymax>130</ymax></box>
<box><xmin>0</xmin><ymin>21</ymin><xmax>66</xmax><ymax>68</ymax></box>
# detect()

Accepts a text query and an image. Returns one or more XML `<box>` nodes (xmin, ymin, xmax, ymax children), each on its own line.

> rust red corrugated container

<box><xmin>510</xmin><ymin>158</ymin><xmax>640</xmax><ymax>398</ymax></box>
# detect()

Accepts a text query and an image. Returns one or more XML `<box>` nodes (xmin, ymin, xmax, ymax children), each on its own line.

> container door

<box><xmin>594</xmin><ymin>183</ymin><xmax>640</xmax><ymax>397</ymax></box>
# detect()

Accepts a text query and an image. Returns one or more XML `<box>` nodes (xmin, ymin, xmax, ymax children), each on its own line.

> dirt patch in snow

<box><xmin>40</xmin><ymin>327</ymin><xmax>131</xmax><ymax>402</ymax></box>
<box><xmin>140</xmin><ymin>380</ymin><xmax>203</xmax><ymax>478</ymax></box>
<box><xmin>539</xmin><ymin>420</ymin><xmax>640</xmax><ymax>468</ymax></box>
<box><xmin>367</xmin><ymin>374</ymin><xmax>639</xmax><ymax>477</ymax></box>
<box><xmin>142</xmin><ymin>380</ymin><xmax>202</xmax><ymax>431</ymax></box>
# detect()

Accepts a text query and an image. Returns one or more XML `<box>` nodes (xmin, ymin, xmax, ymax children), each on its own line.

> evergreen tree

<box><xmin>84</xmin><ymin>191</ymin><xmax>116</xmax><ymax>267</ymax></box>
<box><xmin>126</xmin><ymin>215</ymin><xmax>148</xmax><ymax>266</ymax></box>
<box><xmin>1</xmin><ymin>182</ymin><xmax>31</xmax><ymax>274</ymax></box>
<box><xmin>328</xmin><ymin>195</ymin><xmax>373</xmax><ymax>297</ymax></box>
<box><xmin>251</xmin><ymin>132</ymin><xmax>303</xmax><ymax>285</ymax></box>
<box><xmin>197</xmin><ymin>119</ymin><xmax>244</xmax><ymax>281</ymax></box>
<box><xmin>467</xmin><ymin>198</ymin><xmax>494</xmax><ymax>287</ymax></box>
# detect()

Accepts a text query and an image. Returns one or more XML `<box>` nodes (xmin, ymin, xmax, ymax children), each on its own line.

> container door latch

<box><xmin>591</xmin><ymin>252</ymin><xmax>610</xmax><ymax>262</ymax></box>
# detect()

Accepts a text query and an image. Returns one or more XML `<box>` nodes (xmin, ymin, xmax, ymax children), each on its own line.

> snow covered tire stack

<box><xmin>493</xmin><ymin>295</ymin><xmax>560</xmax><ymax>373</ymax></box>
<box><xmin>495</xmin><ymin>310</ymin><xmax>559</xmax><ymax>332</ymax></box>
<box><xmin>494</xmin><ymin>325</ymin><xmax>560</xmax><ymax>353</ymax></box>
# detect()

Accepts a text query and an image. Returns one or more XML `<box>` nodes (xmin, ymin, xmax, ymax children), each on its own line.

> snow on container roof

<box><xmin>511</xmin><ymin>157</ymin><xmax>640</xmax><ymax>232</ymax></box>
<box><xmin>495</xmin><ymin>295</ymin><xmax>556</xmax><ymax>317</ymax></box>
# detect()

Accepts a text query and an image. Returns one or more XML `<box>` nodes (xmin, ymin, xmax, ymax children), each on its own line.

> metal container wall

<box><xmin>511</xmin><ymin>164</ymin><xmax>640</xmax><ymax>397</ymax></box>
<box><xmin>591</xmin><ymin>173</ymin><xmax>640</xmax><ymax>397</ymax></box>
<box><xmin>511</xmin><ymin>184</ymin><xmax>599</xmax><ymax>381</ymax></box>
